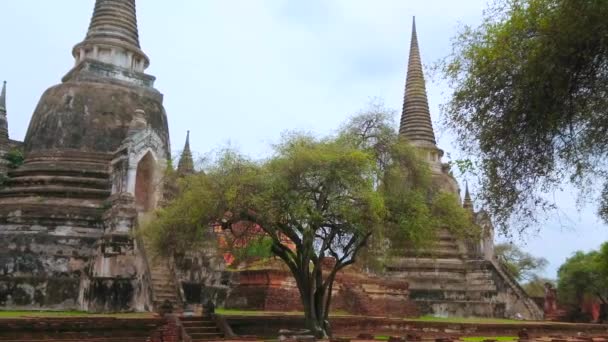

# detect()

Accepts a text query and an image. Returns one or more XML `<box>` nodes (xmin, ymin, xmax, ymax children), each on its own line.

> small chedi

<box><xmin>0</xmin><ymin>0</ymin><xmax>542</xmax><ymax>319</ymax></box>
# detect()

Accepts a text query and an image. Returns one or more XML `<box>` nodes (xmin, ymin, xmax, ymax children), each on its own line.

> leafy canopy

<box><xmin>494</xmin><ymin>243</ymin><xmax>548</xmax><ymax>282</ymax></box>
<box><xmin>146</xmin><ymin>106</ymin><xmax>474</xmax><ymax>337</ymax></box>
<box><xmin>557</xmin><ymin>243</ymin><xmax>608</xmax><ymax>306</ymax></box>
<box><xmin>441</xmin><ymin>0</ymin><xmax>608</xmax><ymax>233</ymax></box>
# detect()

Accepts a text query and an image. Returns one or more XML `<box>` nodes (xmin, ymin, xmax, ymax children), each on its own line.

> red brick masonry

<box><xmin>0</xmin><ymin>317</ymin><xmax>178</xmax><ymax>342</ymax></box>
<box><xmin>225</xmin><ymin>315</ymin><xmax>608</xmax><ymax>338</ymax></box>
<box><xmin>226</xmin><ymin>266</ymin><xmax>418</xmax><ymax>317</ymax></box>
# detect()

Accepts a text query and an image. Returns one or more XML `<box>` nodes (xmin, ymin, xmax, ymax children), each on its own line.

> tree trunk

<box><xmin>299</xmin><ymin>284</ymin><xmax>329</xmax><ymax>338</ymax></box>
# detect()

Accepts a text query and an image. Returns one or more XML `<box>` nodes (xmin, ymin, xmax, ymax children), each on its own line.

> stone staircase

<box><xmin>180</xmin><ymin>316</ymin><xmax>223</xmax><ymax>341</ymax></box>
<box><xmin>149</xmin><ymin>259</ymin><xmax>183</xmax><ymax>312</ymax></box>
<box><xmin>140</xmin><ymin>232</ymin><xmax>184</xmax><ymax>314</ymax></box>
<box><xmin>386</xmin><ymin>229</ymin><xmax>543</xmax><ymax>319</ymax></box>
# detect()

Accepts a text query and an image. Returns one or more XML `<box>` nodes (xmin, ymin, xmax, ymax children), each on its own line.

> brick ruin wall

<box><xmin>224</xmin><ymin>267</ymin><xmax>418</xmax><ymax>317</ymax></box>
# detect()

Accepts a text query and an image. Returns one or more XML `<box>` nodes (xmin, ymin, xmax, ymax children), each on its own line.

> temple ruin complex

<box><xmin>0</xmin><ymin>0</ymin><xmax>542</xmax><ymax>320</ymax></box>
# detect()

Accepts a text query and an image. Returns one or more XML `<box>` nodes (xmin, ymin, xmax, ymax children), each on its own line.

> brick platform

<box><xmin>226</xmin><ymin>263</ymin><xmax>418</xmax><ymax>317</ymax></box>
<box><xmin>224</xmin><ymin>315</ymin><xmax>608</xmax><ymax>339</ymax></box>
<box><xmin>0</xmin><ymin>317</ymin><xmax>179</xmax><ymax>342</ymax></box>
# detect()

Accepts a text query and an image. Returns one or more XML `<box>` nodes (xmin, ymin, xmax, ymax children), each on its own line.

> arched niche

<box><xmin>134</xmin><ymin>151</ymin><xmax>157</xmax><ymax>213</ymax></box>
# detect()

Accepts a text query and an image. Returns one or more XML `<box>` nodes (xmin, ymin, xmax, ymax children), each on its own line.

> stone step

<box><xmin>181</xmin><ymin>320</ymin><xmax>217</xmax><ymax>327</ymax></box>
<box><xmin>466</xmin><ymin>278</ymin><xmax>495</xmax><ymax>285</ymax></box>
<box><xmin>413</xmin><ymin>298</ymin><xmax>498</xmax><ymax>305</ymax></box>
<box><xmin>150</xmin><ymin>270</ymin><xmax>171</xmax><ymax>275</ymax></box>
<box><xmin>154</xmin><ymin>295</ymin><xmax>178</xmax><ymax>302</ymax></box>
<box><xmin>184</xmin><ymin>326</ymin><xmax>220</xmax><ymax>333</ymax></box>
<box><xmin>10</xmin><ymin>158</ymin><xmax>111</xmax><ymax>177</ymax></box>
<box><xmin>188</xmin><ymin>332</ymin><xmax>223</xmax><ymax>340</ymax></box>
<box><xmin>150</xmin><ymin>271</ymin><xmax>173</xmax><ymax>280</ymax></box>
<box><xmin>7</xmin><ymin>175</ymin><xmax>110</xmax><ymax>189</ymax></box>
<box><xmin>394</xmin><ymin>273</ymin><xmax>466</xmax><ymax>282</ymax></box>
<box><xmin>403</xmin><ymin>249</ymin><xmax>463</xmax><ymax>259</ymax></box>
<box><xmin>386</xmin><ymin>258</ymin><xmax>467</xmax><ymax>271</ymax></box>
<box><xmin>437</xmin><ymin>230</ymin><xmax>458</xmax><ymax>240</ymax></box>
<box><xmin>408</xmin><ymin>282</ymin><xmax>497</xmax><ymax>292</ymax></box>
<box><xmin>151</xmin><ymin>279</ymin><xmax>174</xmax><ymax>287</ymax></box>
<box><xmin>8</xmin><ymin>167</ymin><xmax>111</xmax><ymax>180</ymax></box>
<box><xmin>151</xmin><ymin>283</ymin><xmax>174</xmax><ymax>290</ymax></box>
<box><xmin>150</xmin><ymin>273</ymin><xmax>171</xmax><ymax>279</ymax></box>
<box><xmin>155</xmin><ymin>290</ymin><xmax>177</xmax><ymax>297</ymax></box>
<box><xmin>150</xmin><ymin>274</ymin><xmax>172</xmax><ymax>280</ymax></box>
<box><xmin>0</xmin><ymin>185</ymin><xmax>111</xmax><ymax>199</ymax></box>
<box><xmin>436</xmin><ymin>240</ymin><xmax>460</xmax><ymax>248</ymax></box>
<box><xmin>409</xmin><ymin>289</ymin><xmax>498</xmax><ymax>301</ymax></box>
<box><xmin>466</xmin><ymin>272</ymin><xmax>495</xmax><ymax>280</ymax></box>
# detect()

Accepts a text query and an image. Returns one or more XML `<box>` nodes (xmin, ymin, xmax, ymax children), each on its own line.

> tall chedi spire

<box><xmin>71</xmin><ymin>0</ymin><xmax>149</xmax><ymax>73</ymax></box>
<box><xmin>399</xmin><ymin>18</ymin><xmax>446</xmax><ymax>175</ymax></box>
<box><xmin>399</xmin><ymin>17</ymin><xmax>436</xmax><ymax>147</ymax></box>
<box><xmin>0</xmin><ymin>81</ymin><xmax>9</xmax><ymax>173</ymax></box>
<box><xmin>177</xmin><ymin>131</ymin><xmax>195</xmax><ymax>176</ymax></box>
<box><xmin>0</xmin><ymin>81</ymin><xmax>6</xmax><ymax>112</ymax></box>
<box><xmin>0</xmin><ymin>81</ymin><xmax>9</xmax><ymax>145</ymax></box>
<box><xmin>463</xmin><ymin>182</ymin><xmax>474</xmax><ymax>212</ymax></box>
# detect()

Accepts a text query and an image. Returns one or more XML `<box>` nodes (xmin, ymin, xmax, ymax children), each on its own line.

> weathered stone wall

<box><xmin>0</xmin><ymin>207</ymin><xmax>102</xmax><ymax>310</ymax></box>
<box><xmin>173</xmin><ymin>237</ymin><xmax>230</xmax><ymax>307</ymax></box>
<box><xmin>225</xmin><ymin>266</ymin><xmax>418</xmax><ymax>317</ymax></box>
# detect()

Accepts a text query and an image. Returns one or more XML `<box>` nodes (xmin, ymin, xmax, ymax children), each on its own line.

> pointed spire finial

<box><xmin>399</xmin><ymin>17</ymin><xmax>436</xmax><ymax>146</ymax></box>
<box><xmin>0</xmin><ymin>81</ymin><xmax>8</xmax><ymax>145</ymax></box>
<box><xmin>0</xmin><ymin>81</ymin><xmax>6</xmax><ymax>112</ymax></box>
<box><xmin>463</xmin><ymin>181</ymin><xmax>474</xmax><ymax>211</ymax></box>
<box><xmin>177</xmin><ymin>131</ymin><xmax>195</xmax><ymax>176</ymax></box>
<box><xmin>72</xmin><ymin>0</ymin><xmax>149</xmax><ymax>71</ymax></box>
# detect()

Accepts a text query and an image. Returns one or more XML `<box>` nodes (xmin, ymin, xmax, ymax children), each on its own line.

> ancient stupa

<box><xmin>384</xmin><ymin>18</ymin><xmax>543</xmax><ymax>319</ymax></box>
<box><xmin>0</xmin><ymin>0</ymin><xmax>172</xmax><ymax>311</ymax></box>
<box><xmin>0</xmin><ymin>1</ymin><xmax>543</xmax><ymax>319</ymax></box>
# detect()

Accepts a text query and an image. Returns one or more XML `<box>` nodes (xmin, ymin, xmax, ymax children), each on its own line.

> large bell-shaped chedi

<box><xmin>386</xmin><ymin>18</ymin><xmax>543</xmax><ymax>320</ymax></box>
<box><xmin>0</xmin><ymin>0</ymin><xmax>169</xmax><ymax>311</ymax></box>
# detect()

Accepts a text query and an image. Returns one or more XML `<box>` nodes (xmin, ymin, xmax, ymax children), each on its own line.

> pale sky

<box><xmin>1</xmin><ymin>0</ymin><xmax>607</xmax><ymax>278</ymax></box>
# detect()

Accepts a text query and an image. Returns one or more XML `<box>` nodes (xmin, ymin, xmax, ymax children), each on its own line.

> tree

<box><xmin>522</xmin><ymin>275</ymin><xmax>554</xmax><ymax>297</ymax></box>
<box><xmin>441</xmin><ymin>0</ymin><xmax>608</xmax><ymax>233</ymax></box>
<box><xmin>146</xmin><ymin>107</ymin><xmax>473</xmax><ymax>338</ymax></box>
<box><xmin>0</xmin><ymin>149</ymin><xmax>24</xmax><ymax>188</ymax></box>
<box><xmin>557</xmin><ymin>246</ymin><xmax>608</xmax><ymax>308</ymax></box>
<box><xmin>494</xmin><ymin>243</ymin><xmax>548</xmax><ymax>282</ymax></box>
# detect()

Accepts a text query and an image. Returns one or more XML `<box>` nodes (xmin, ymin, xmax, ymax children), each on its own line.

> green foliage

<box><xmin>441</xmin><ymin>0</ymin><xmax>608</xmax><ymax>233</ymax></box>
<box><xmin>494</xmin><ymin>243</ymin><xmax>548</xmax><ymax>282</ymax></box>
<box><xmin>4</xmin><ymin>149</ymin><xmax>23</xmax><ymax>169</ymax></box>
<box><xmin>522</xmin><ymin>276</ymin><xmax>554</xmax><ymax>297</ymax></box>
<box><xmin>0</xmin><ymin>149</ymin><xmax>24</xmax><ymax>188</ymax></box>
<box><xmin>147</xmin><ymin>105</ymin><xmax>475</xmax><ymax>337</ymax></box>
<box><xmin>557</xmin><ymin>244</ymin><xmax>608</xmax><ymax>306</ymax></box>
<box><xmin>231</xmin><ymin>236</ymin><xmax>274</xmax><ymax>263</ymax></box>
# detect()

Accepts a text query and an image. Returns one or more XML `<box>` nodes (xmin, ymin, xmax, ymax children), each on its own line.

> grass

<box><xmin>461</xmin><ymin>337</ymin><xmax>516</xmax><ymax>342</ymax></box>
<box><xmin>374</xmin><ymin>337</ymin><xmax>516</xmax><ymax>342</ymax></box>
<box><xmin>410</xmin><ymin>316</ymin><xmax>520</xmax><ymax>324</ymax></box>
<box><xmin>0</xmin><ymin>311</ymin><xmax>155</xmax><ymax>319</ymax></box>
<box><xmin>215</xmin><ymin>309</ymin><xmax>522</xmax><ymax>324</ymax></box>
<box><xmin>215</xmin><ymin>308</ymin><xmax>354</xmax><ymax>317</ymax></box>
